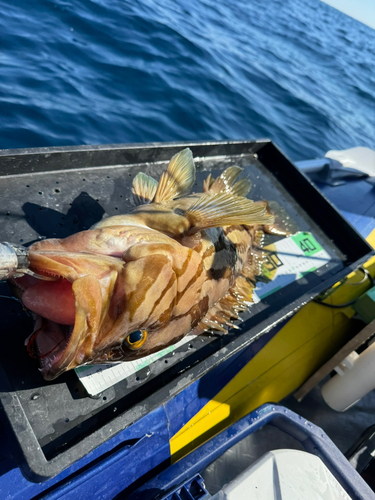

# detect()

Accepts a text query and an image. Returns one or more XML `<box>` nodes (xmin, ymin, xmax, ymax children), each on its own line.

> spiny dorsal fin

<box><xmin>206</xmin><ymin>167</ymin><xmax>252</xmax><ymax>197</ymax></box>
<box><xmin>185</xmin><ymin>193</ymin><xmax>274</xmax><ymax>233</ymax></box>
<box><xmin>132</xmin><ymin>172</ymin><xmax>158</xmax><ymax>205</ymax></box>
<box><xmin>153</xmin><ymin>148</ymin><xmax>195</xmax><ymax>203</ymax></box>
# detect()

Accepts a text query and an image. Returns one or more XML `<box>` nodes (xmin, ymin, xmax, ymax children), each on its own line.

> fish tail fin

<box><xmin>185</xmin><ymin>192</ymin><xmax>274</xmax><ymax>233</ymax></box>
<box><xmin>153</xmin><ymin>148</ymin><xmax>196</xmax><ymax>203</ymax></box>
<box><xmin>204</xmin><ymin>166</ymin><xmax>252</xmax><ymax>197</ymax></box>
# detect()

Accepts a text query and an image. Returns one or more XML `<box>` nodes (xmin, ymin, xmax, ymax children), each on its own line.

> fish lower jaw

<box><xmin>29</xmin><ymin>318</ymin><xmax>74</xmax><ymax>379</ymax></box>
<box><xmin>38</xmin><ymin>350</ymin><xmax>67</xmax><ymax>377</ymax></box>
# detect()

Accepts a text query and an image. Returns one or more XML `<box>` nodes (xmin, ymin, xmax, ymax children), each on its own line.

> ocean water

<box><xmin>0</xmin><ymin>0</ymin><xmax>374</xmax><ymax>160</ymax></box>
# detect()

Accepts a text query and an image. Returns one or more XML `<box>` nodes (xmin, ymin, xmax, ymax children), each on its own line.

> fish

<box><xmin>12</xmin><ymin>148</ymin><xmax>278</xmax><ymax>380</ymax></box>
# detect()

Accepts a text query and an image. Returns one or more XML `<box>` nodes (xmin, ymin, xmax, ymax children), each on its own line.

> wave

<box><xmin>0</xmin><ymin>0</ymin><xmax>374</xmax><ymax>160</ymax></box>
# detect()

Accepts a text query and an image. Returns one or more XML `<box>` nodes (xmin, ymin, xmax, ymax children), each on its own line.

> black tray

<box><xmin>0</xmin><ymin>139</ymin><xmax>372</xmax><ymax>481</ymax></box>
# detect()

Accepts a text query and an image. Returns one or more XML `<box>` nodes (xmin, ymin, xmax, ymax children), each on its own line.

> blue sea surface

<box><xmin>0</xmin><ymin>0</ymin><xmax>374</xmax><ymax>160</ymax></box>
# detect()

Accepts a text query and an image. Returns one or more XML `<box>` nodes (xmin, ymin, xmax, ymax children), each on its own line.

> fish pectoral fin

<box><xmin>207</xmin><ymin>166</ymin><xmax>252</xmax><ymax>197</ymax></box>
<box><xmin>153</xmin><ymin>148</ymin><xmax>195</xmax><ymax>203</ymax></box>
<box><xmin>132</xmin><ymin>172</ymin><xmax>158</xmax><ymax>205</ymax></box>
<box><xmin>185</xmin><ymin>193</ymin><xmax>274</xmax><ymax>234</ymax></box>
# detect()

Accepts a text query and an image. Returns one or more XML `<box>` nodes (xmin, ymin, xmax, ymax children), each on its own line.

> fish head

<box><xmin>13</xmin><ymin>239</ymin><xmax>125</xmax><ymax>380</ymax></box>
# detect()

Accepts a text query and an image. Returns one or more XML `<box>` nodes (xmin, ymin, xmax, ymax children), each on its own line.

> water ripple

<box><xmin>0</xmin><ymin>0</ymin><xmax>374</xmax><ymax>160</ymax></box>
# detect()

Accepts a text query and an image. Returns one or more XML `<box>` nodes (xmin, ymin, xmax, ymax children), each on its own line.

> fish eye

<box><xmin>125</xmin><ymin>330</ymin><xmax>147</xmax><ymax>350</ymax></box>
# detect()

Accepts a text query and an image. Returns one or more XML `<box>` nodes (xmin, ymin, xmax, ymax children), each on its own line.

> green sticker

<box><xmin>137</xmin><ymin>344</ymin><xmax>176</xmax><ymax>370</ymax></box>
<box><xmin>291</xmin><ymin>232</ymin><xmax>323</xmax><ymax>257</ymax></box>
<box><xmin>75</xmin><ymin>365</ymin><xmax>95</xmax><ymax>374</ymax></box>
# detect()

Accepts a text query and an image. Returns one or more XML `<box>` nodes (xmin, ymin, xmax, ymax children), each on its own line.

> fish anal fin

<box><xmin>132</xmin><ymin>172</ymin><xmax>158</xmax><ymax>205</ymax></box>
<box><xmin>153</xmin><ymin>148</ymin><xmax>196</xmax><ymax>203</ymax></box>
<box><xmin>185</xmin><ymin>193</ymin><xmax>274</xmax><ymax>234</ymax></box>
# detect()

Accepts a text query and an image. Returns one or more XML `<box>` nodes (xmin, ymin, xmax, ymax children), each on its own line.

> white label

<box><xmin>253</xmin><ymin>232</ymin><xmax>331</xmax><ymax>302</ymax></box>
<box><xmin>76</xmin><ymin>335</ymin><xmax>195</xmax><ymax>396</ymax></box>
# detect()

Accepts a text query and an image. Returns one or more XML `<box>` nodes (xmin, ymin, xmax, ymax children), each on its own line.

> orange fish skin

<box><xmin>18</xmin><ymin>148</ymin><xmax>274</xmax><ymax>380</ymax></box>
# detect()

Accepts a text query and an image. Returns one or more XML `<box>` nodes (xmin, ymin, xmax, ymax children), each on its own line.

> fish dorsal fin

<box><xmin>230</xmin><ymin>178</ymin><xmax>252</xmax><ymax>197</ymax></box>
<box><xmin>206</xmin><ymin>166</ymin><xmax>252</xmax><ymax>197</ymax></box>
<box><xmin>203</xmin><ymin>173</ymin><xmax>214</xmax><ymax>192</ymax></box>
<box><xmin>208</xmin><ymin>166</ymin><xmax>242</xmax><ymax>193</ymax></box>
<box><xmin>185</xmin><ymin>193</ymin><xmax>274</xmax><ymax>233</ymax></box>
<box><xmin>132</xmin><ymin>172</ymin><xmax>158</xmax><ymax>205</ymax></box>
<box><xmin>153</xmin><ymin>148</ymin><xmax>195</xmax><ymax>203</ymax></box>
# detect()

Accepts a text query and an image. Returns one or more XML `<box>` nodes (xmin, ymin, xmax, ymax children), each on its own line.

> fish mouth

<box><xmin>26</xmin><ymin>317</ymin><xmax>74</xmax><ymax>376</ymax></box>
<box><xmin>13</xmin><ymin>250</ymin><xmax>122</xmax><ymax>380</ymax></box>
<box><xmin>14</xmin><ymin>271</ymin><xmax>78</xmax><ymax>380</ymax></box>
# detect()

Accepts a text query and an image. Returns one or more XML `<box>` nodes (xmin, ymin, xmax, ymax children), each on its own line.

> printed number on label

<box><xmin>264</xmin><ymin>251</ymin><xmax>283</xmax><ymax>271</ymax></box>
<box><xmin>299</xmin><ymin>237</ymin><xmax>316</xmax><ymax>254</ymax></box>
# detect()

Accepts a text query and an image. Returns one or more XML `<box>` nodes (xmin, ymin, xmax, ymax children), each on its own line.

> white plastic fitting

<box><xmin>321</xmin><ymin>342</ymin><xmax>375</xmax><ymax>411</ymax></box>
